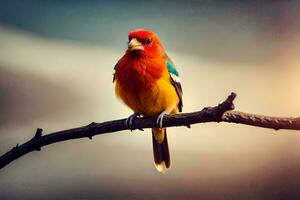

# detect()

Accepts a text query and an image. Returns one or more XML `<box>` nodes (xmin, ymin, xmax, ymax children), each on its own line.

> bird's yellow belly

<box><xmin>115</xmin><ymin>78</ymin><xmax>179</xmax><ymax>116</ymax></box>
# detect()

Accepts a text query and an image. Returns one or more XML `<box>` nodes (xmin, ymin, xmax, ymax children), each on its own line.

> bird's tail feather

<box><xmin>152</xmin><ymin>128</ymin><xmax>170</xmax><ymax>173</ymax></box>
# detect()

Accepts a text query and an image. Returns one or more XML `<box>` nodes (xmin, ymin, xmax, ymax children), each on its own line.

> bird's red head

<box><xmin>127</xmin><ymin>29</ymin><xmax>165</xmax><ymax>58</ymax></box>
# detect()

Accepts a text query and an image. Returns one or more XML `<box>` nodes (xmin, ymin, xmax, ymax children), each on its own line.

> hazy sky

<box><xmin>1</xmin><ymin>0</ymin><xmax>299</xmax><ymax>63</ymax></box>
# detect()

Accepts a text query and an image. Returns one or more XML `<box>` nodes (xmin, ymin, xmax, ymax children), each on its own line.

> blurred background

<box><xmin>1</xmin><ymin>0</ymin><xmax>300</xmax><ymax>199</ymax></box>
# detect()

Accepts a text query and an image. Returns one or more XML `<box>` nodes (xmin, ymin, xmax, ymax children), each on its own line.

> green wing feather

<box><xmin>164</xmin><ymin>54</ymin><xmax>183</xmax><ymax>112</ymax></box>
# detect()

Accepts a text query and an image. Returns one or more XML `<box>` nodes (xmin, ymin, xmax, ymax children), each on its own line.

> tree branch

<box><xmin>223</xmin><ymin>111</ymin><xmax>300</xmax><ymax>130</ymax></box>
<box><xmin>1</xmin><ymin>92</ymin><xmax>300</xmax><ymax>170</ymax></box>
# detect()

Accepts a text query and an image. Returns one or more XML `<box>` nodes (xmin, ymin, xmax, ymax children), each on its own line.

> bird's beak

<box><xmin>128</xmin><ymin>38</ymin><xmax>144</xmax><ymax>51</ymax></box>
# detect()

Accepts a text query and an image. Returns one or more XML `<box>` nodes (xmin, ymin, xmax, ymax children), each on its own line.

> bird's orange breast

<box><xmin>114</xmin><ymin>55</ymin><xmax>179</xmax><ymax>116</ymax></box>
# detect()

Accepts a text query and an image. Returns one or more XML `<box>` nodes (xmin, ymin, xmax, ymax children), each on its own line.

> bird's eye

<box><xmin>145</xmin><ymin>38</ymin><xmax>152</xmax><ymax>45</ymax></box>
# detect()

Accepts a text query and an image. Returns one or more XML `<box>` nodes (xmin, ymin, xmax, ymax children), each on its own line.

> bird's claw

<box><xmin>125</xmin><ymin>113</ymin><xmax>140</xmax><ymax>131</ymax></box>
<box><xmin>156</xmin><ymin>111</ymin><xmax>167</xmax><ymax>129</ymax></box>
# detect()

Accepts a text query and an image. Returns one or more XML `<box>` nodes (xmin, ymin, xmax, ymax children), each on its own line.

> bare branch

<box><xmin>223</xmin><ymin>111</ymin><xmax>300</xmax><ymax>130</ymax></box>
<box><xmin>1</xmin><ymin>92</ymin><xmax>300</xmax><ymax>170</ymax></box>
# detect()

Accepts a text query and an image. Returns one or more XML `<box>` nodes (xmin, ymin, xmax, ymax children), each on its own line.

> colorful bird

<box><xmin>113</xmin><ymin>29</ymin><xmax>183</xmax><ymax>172</ymax></box>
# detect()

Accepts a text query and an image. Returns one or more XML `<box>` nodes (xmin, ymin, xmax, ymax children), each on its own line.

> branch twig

<box><xmin>1</xmin><ymin>92</ymin><xmax>300</xmax><ymax>170</ymax></box>
<box><xmin>223</xmin><ymin>111</ymin><xmax>300</xmax><ymax>130</ymax></box>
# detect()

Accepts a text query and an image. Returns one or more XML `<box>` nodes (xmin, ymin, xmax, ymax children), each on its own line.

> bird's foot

<box><xmin>156</xmin><ymin>111</ymin><xmax>167</xmax><ymax>129</ymax></box>
<box><xmin>125</xmin><ymin>113</ymin><xmax>141</xmax><ymax>131</ymax></box>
